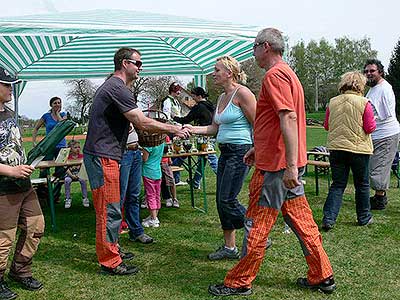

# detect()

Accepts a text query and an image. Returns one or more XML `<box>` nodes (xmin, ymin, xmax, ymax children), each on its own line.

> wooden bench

<box><xmin>31</xmin><ymin>176</ymin><xmax>64</xmax><ymax>187</ymax></box>
<box><xmin>307</xmin><ymin>159</ymin><xmax>330</xmax><ymax>196</ymax></box>
<box><xmin>307</xmin><ymin>160</ymin><xmax>330</xmax><ymax>168</ymax></box>
<box><xmin>171</xmin><ymin>166</ymin><xmax>184</xmax><ymax>172</ymax></box>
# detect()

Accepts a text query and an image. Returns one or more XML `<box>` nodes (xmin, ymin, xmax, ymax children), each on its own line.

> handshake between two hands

<box><xmin>174</xmin><ymin>124</ymin><xmax>194</xmax><ymax>139</ymax></box>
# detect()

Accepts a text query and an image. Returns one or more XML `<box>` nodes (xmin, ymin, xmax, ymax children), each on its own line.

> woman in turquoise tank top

<box><xmin>186</xmin><ymin>56</ymin><xmax>257</xmax><ymax>260</ymax></box>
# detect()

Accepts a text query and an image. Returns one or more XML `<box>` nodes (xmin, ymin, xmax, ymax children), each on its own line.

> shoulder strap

<box><xmin>228</xmin><ymin>87</ymin><xmax>241</xmax><ymax>104</ymax></box>
<box><xmin>215</xmin><ymin>94</ymin><xmax>224</xmax><ymax>112</ymax></box>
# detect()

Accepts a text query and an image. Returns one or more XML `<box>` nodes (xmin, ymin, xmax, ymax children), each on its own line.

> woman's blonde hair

<box><xmin>216</xmin><ymin>55</ymin><xmax>247</xmax><ymax>84</ymax></box>
<box><xmin>338</xmin><ymin>71</ymin><xmax>366</xmax><ymax>94</ymax></box>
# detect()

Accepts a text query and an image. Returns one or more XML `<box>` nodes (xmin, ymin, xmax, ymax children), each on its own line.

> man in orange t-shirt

<box><xmin>208</xmin><ymin>28</ymin><xmax>335</xmax><ymax>297</ymax></box>
<box><xmin>253</xmin><ymin>61</ymin><xmax>307</xmax><ymax>171</ymax></box>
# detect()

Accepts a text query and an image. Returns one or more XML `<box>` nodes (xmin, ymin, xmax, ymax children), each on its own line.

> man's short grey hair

<box><xmin>256</xmin><ymin>28</ymin><xmax>285</xmax><ymax>55</ymax></box>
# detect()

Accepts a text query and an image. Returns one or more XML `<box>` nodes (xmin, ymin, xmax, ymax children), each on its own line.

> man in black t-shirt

<box><xmin>0</xmin><ymin>67</ymin><xmax>44</xmax><ymax>299</ymax></box>
<box><xmin>83</xmin><ymin>47</ymin><xmax>190</xmax><ymax>276</ymax></box>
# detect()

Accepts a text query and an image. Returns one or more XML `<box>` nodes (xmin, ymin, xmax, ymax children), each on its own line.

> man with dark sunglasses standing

<box><xmin>0</xmin><ymin>67</ymin><xmax>44</xmax><ymax>300</ymax></box>
<box><xmin>83</xmin><ymin>47</ymin><xmax>190</xmax><ymax>275</ymax></box>
<box><xmin>364</xmin><ymin>59</ymin><xmax>400</xmax><ymax>210</ymax></box>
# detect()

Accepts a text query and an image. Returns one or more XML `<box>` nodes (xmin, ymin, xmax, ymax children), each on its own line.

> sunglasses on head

<box><xmin>126</xmin><ymin>59</ymin><xmax>143</xmax><ymax>69</ymax></box>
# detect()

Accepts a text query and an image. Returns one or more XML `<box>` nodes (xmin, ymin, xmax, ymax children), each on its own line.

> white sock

<box><xmin>224</xmin><ymin>246</ymin><xmax>236</xmax><ymax>251</ymax></box>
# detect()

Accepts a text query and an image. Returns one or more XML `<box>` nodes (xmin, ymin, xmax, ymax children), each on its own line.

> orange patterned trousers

<box><xmin>224</xmin><ymin>169</ymin><xmax>333</xmax><ymax>288</ymax></box>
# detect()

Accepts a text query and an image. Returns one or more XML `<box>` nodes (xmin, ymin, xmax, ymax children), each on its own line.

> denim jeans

<box><xmin>323</xmin><ymin>150</ymin><xmax>372</xmax><ymax>226</ymax></box>
<box><xmin>193</xmin><ymin>154</ymin><xmax>218</xmax><ymax>187</ymax></box>
<box><xmin>119</xmin><ymin>149</ymin><xmax>143</xmax><ymax>239</ymax></box>
<box><xmin>216</xmin><ymin>143</ymin><xmax>251</xmax><ymax>230</ymax></box>
<box><xmin>172</xmin><ymin>157</ymin><xmax>186</xmax><ymax>183</ymax></box>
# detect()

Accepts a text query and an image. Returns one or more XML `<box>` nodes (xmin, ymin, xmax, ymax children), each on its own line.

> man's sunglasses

<box><xmin>126</xmin><ymin>59</ymin><xmax>143</xmax><ymax>69</ymax></box>
<box><xmin>363</xmin><ymin>69</ymin><xmax>378</xmax><ymax>74</ymax></box>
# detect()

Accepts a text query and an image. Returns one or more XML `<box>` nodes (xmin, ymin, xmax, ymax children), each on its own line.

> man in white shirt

<box><xmin>364</xmin><ymin>59</ymin><xmax>400</xmax><ymax>210</ymax></box>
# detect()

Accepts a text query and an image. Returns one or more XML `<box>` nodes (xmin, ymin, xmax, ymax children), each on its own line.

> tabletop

<box><xmin>163</xmin><ymin>150</ymin><xmax>216</xmax><ymax>158</ymax></box>
<box><xmin>36</xmin><ymin>159</ymin><xmax>83</xmax><ymax>169</ymax></box>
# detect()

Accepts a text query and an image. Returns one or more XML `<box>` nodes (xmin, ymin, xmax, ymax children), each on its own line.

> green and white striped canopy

<box><xmin>0</xmin><ymin>9</ymin><xmax>261</xmax><ymax>82</ymax></box>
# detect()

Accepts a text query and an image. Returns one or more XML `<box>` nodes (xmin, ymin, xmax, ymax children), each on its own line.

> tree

<box><xmin>205</xmin><ymin>74</ymin><xmax>223</xmax><ymax>104</ymax></box>
<box><xmin>290</xmin><ymin>39</ymin><xmax>335</xmax><ymax>111</ymax></box>
<box><xmin>203</xmin><ymin>58</ymin><xmax>264</xmax><ymax>104</ymax></box>
<box><xmin>131</xmin><ymin>77</ymin><xmax>150</xmax><ymax>102</ymax></box>
<box><xmin>137</xmin><ymin>76</ymin><xmax>181</xmax><ymax>110</ymax></box>
<box><xmin>332</xmin><ymin>37</ymin><xmax>376</xmax><ymax>78</ymax></box>
<box><xmin>241</xmin><ymin>58</ymin><xmax>265</xmax><ymax>97</ymax></box>
<box><xmin>64</xmin><ymin>79</ymin><xmax>98</xmax><ymax>123</ymax></box>
<box><xmin>289</xmin><ymin>37</ymin><xmax>377</xmax><ymax>111</ymax></box>
<box><xmin>386</xmin><ymin>38</ymin><xmax>400</xmax><ymax>117</ymax></box>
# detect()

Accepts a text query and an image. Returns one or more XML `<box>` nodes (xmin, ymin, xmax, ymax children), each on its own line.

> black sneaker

<box><xmin>358</xmin><ymin>216</ymin><xmax>374</xmax><ymax>226</ymax></box>
<box><xmin>0</xmin><ymin>280</ymin><xmax>17</xmax><ymax>300</ymax></box>
<box><xmin>321</xmin><ymin>223</ymin><xmax>334</xmax><ymax>232</ymax></box>
<box><xmin>370</xmin><ymin>195</ymin><xmax>387</xmax><ymax>210</ymax></box>
<box><xmin>119</xmin><ymin>249</ymin><xmax>135</xmax><ymax>261</ymax></box>
<box><xmin>297</xmin><ymin>276</ymin><xmax>336</xmax><ymax>294</ymax></box>
<box><xmin>8</xmin><ymin>274</ymin><xmax>43</xmax><ymax>291</ymax></box>
<box><xmin>100</xmin><ymin>263</ymin><xmax>139</xmax><ymax>276</ymax></box>
<box><xmin>208</xmin><ymin>284</ymin><xmax>252</xmax><ymax>296</ymax></box>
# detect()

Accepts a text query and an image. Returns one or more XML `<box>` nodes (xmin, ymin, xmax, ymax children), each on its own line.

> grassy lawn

<box><xmin>12</xmin><ymin>127</ymin><xmax>400</xmax><ymax>300</ymax></box>
<box><xmin>306</xmin><ymin>111</ymin><xmax>326</xmax><ymax>123</ymax></box>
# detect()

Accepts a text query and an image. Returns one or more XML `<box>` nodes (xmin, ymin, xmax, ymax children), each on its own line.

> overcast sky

<box><xmin>1</xmin><ymin>0</ymin><xmax>399</xmax><ymax>119</ymax></box>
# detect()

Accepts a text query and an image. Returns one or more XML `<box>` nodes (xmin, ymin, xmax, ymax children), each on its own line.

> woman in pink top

<box><xmin>322</xmin><ymin>71</ymin><xmax>376</xmax><ymax>230</ymax></box>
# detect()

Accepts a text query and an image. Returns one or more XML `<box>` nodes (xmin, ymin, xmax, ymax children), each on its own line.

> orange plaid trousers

<box><xmin>91</xmin><ymin>158</ymin><xmax>123</xmax><ymax>268</ymax></box>
<box><xmin>224</xmin><ymin>169</ymin><xmax>333</xmax><ymax>288</ymax></box>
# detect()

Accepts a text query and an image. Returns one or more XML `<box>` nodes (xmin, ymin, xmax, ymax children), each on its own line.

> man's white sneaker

<box><xmin>142</xmin><ymin>216</ymin><xmax>160</xmax><ymax>228</ymax></box>
<box><xmin>165</xmin><ymin>198</ymin><xmax>173</xmax><ymax>208</ymax></box>
<box><xmin>65</xmin><ymin>198</ymin><xmax>72</xmax><ymax>209</ymax></box>
<box><xmin>175</xmin><ymin>181</ymin><xmax>188</xmax><ymax>186</ymax></box>
<box><xmin>82</xmin><ymin>198</ymin><xmax>90</xmax><ymax>207</ymax></box>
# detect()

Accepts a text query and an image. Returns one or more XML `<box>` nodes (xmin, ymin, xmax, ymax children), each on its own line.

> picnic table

<box><xmin>163</xmin><ymin>151</ymin><xmax>216</xmax><ymax>213</ymax></box>
<box><xmin>306</xmin><ymin>151</ymin><xmax>330</xmax><ymax>196</ymax></box>
<box><xmin>35</xmin><ymin>159</ymin><xmax>83</xmax><ymax>231</ymax></box>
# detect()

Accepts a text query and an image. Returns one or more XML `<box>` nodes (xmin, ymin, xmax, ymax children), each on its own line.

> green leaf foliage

<box><xmin>289</xmin><ymin>37</ymin><xmax>377</xmax><ymax>111</ymax></box>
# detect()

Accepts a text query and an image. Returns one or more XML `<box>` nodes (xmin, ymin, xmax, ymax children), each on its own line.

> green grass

<box><xmin>306</xmin><ymin>126</ymin><xmax>328</xmax><ymax>149</ymax></box>
<box><xmin>22</xmin><ymin>125</ymin><xmax>87</xmax><ymax>138</ymax></box>
<box><xmin>306</xmin><ymin>111</ymin><xmax>326</xmax><ymax>122</ymax></box>
<box><xmin>11</xmin><ymin>130</ymin><xmax>400</xmax><ymax>300</ymax></box>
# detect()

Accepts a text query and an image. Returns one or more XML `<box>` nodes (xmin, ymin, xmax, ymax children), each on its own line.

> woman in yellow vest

<box><xmin>322</xmin><ymin>71</ymin><xmax>376</xmax><ymax>231</ymax></box>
